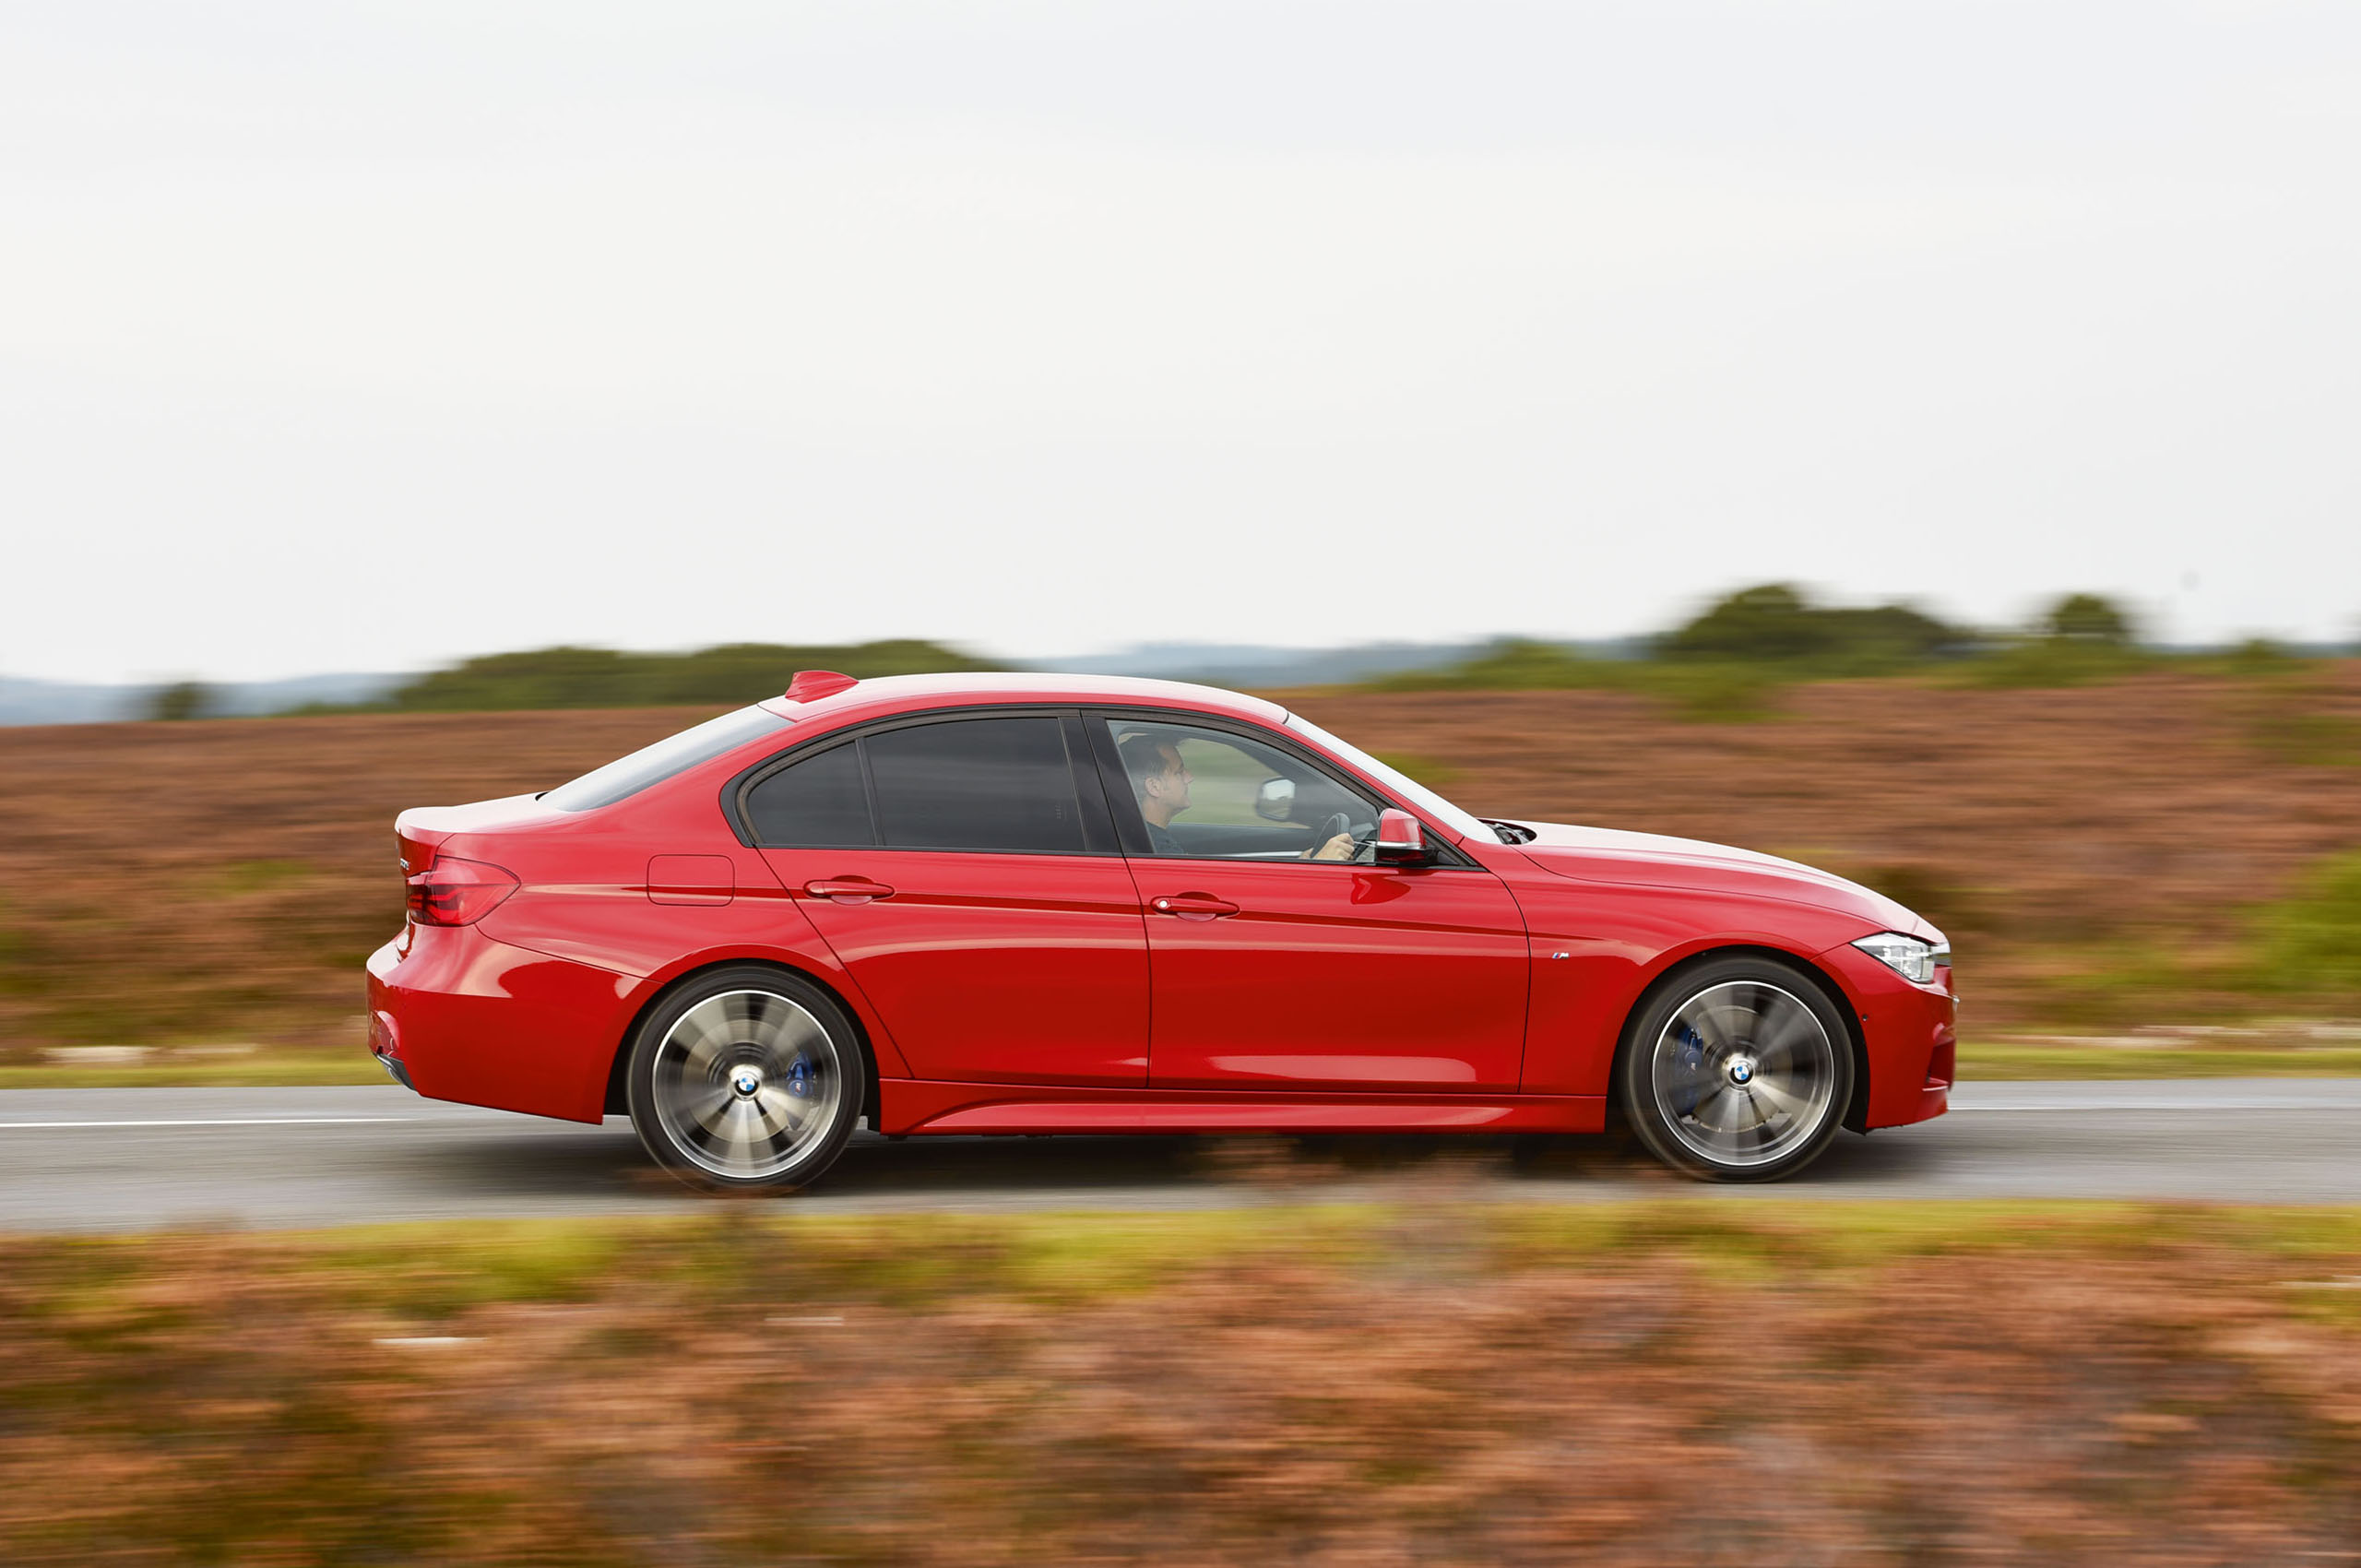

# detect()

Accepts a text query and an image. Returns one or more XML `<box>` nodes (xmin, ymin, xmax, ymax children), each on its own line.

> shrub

<box><xmin>2252</xmin><ymin>849</ymin><xmax>2361</xmax><ymax>996</ymax></box>
<box><xmin>1658</xmin><ymin>584</ymin><xmax>1968</xmax><ymax>670</ymax></box>
<box><xmin>145</xmin><ymin>681</ymin><xmax>213</xmax><ymax>721</ymax></box>
<box><xmin>2042</xmin><ymin>592</ymin><xmax>2136</xmax><ymax>644</ymax></box>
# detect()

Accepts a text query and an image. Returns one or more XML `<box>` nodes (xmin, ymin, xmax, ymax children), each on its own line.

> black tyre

<box><xmin>625</xmin><ymin>965</ymin><xmax>865</xmax><ymax>1192</ymax></box>
<box><xmin>1618</xmin><ymin>956</ymin><xmax>1854</xmax><ymax>1182</ymax></box>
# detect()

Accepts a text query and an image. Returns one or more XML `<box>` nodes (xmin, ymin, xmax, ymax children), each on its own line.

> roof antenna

<box><xmin>785</xmin><ymin>671</ymin><xmax>858</xmax><ymax>702</ymax></box>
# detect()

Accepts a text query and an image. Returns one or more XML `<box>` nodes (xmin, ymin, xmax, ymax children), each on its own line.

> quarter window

<box><xmin>745</xmin><ymin>741</ymin><xmax>873</xmax><ymax>847</ymax></box>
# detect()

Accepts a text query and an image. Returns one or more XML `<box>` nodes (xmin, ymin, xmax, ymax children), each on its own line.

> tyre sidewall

<box><xmin>626</xmin><ymin>965</ymin><xmax>866</xmax><ymax>1192</ymax></box>
<box><xmin>1619</xmin><ymin>956</ymin><xmax>1855</xmax><ymax>1182</ymax></box>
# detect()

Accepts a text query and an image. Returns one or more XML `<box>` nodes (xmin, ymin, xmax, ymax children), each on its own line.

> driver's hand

<box><xmin>1309</xmin><ymin>833</ymin><xmax>1356</xmax><ymax>861</ymax></box>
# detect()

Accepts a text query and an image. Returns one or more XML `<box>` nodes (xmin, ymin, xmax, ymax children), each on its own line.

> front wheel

<box><xmin>625</xmin><ymin>966</ymin><xmax>865</xmax><ymax>1191</ymax></box>
<box><xmin>1619</xmin><ymin>957</ymin><xmax>1854</xmax><ymax>1182</ymax></box>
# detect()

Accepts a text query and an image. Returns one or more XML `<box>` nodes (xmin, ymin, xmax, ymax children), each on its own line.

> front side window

<box><xmin>1281</xmin><ymin>713</ymin><xmax>1495</xmax><ymax>844</ymax></box>
<box><xmin>1103</xmin><ymin>719</ymin><xmax>1377</xmax><ymax>861</ymax></box>
<box><xmin>746</xmin><ymin>716</ymin><xmax>1089</xmax><ymax>854</ymax></box>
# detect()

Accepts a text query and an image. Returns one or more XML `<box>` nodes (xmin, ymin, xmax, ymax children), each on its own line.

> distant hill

<box><xmin>1033</xmin><ymin>640</ymin><xmax>1643</xmax><ymax>688</ymax></box>
<box><xmin>367</xmin><ymin>640</ymin><xmax>994</xmax><ymax>713</ymax></box>
<box><xmin>0</xmin><ymin>672</ymin><xmax>404</xmax><ymax>727</ymax></box>
<box><xmin>0</xmin><ymin>640</ymin><xmax>1526</xmax><ymax>724</ymax></box>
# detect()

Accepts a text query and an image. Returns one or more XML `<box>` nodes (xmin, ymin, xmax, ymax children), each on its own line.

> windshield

<box><xmin>544</xmin><ymin>706</ymin><xmax>791</xmax><ymax>812</ymax></box>
<box><xmin>1281</xmin><ymin>714</ymin><xmax>1498</xmax><ymax>845</ymax></box>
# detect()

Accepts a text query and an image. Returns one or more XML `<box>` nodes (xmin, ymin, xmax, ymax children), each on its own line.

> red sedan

<box><xmin>367</xmin><ymin>671</ymin><xmax>1954</xmax><ymax>1187</ymax></box>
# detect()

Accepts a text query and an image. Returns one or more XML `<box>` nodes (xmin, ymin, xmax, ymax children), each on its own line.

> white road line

<box><xmin>374</xmin><ymin>1336</ymin><xmax>481</xmax><ymax>1347</ymax></box>
<box><xmin>0</xmin><ymin>1117</ymin><xmax>421</xmax><ymax>1130</ymax></box>
<box><xmin>1952</xmin><ymin>1099</ymin><xmax>2323</xmax><ymax>1112</ymax></box>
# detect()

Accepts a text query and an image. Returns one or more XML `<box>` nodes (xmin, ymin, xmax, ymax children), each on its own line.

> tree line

<box><xmin>141</xmin><ymin>588</ymin><xmax>2283</xmax><ymax>719</ymax></box>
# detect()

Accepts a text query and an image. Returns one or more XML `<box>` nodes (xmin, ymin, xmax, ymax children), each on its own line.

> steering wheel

<box><xmin>1307</xmin><ymin>811</ymin><xmax>1353</xmax><ymax>861</ymax></box>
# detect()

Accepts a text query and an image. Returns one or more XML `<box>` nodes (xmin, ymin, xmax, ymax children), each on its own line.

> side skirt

<box><xmin>878</xmin><ymin>1079</ymin><xmax>1608</xmax><ymax>1136</ymax></box>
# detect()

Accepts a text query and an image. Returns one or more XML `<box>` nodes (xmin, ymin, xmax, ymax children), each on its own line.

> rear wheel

<box><xmin>1619</xmin><ymin>956</ymin><xmax>1853</xmax><ymax>1182</ymax></box>
<box><xmin>625</xmin><ymin>966</ymin><xmax>864</xmax><ymax>1191</ymax></box>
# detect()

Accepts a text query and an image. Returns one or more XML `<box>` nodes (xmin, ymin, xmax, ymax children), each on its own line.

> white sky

<box><xmin>3</xmin><ymin>0</ymin><xmax>2357</xmax><ymax>683</ymax></box>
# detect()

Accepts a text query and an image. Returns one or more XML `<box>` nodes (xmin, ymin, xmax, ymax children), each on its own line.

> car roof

<box><xmin>760</xmin><ymin>671</ymin><xmax>1291</xmax><ymax>731</ymax></box>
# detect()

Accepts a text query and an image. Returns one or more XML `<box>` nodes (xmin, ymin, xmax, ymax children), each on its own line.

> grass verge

<box><xmin>0</xmin><ymin>1050</ymin><xmax>386</xmax><ymax>1089</ymax></box>
<box><xmin>1960</xmin><ymin>1041</ymin><xmax>2361</xmax><ymax>1080</ymax></box>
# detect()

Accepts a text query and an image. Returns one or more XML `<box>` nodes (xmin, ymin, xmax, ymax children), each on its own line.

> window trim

<box><xmin>1082</xmin><ymin>706</ymin><xmax>1479</xmax><ymax>870</ymax></box>
<box><xmin>725</xmin><ymin>705</ymin><xmax>1121</xmax><ymax>857</ymax></box>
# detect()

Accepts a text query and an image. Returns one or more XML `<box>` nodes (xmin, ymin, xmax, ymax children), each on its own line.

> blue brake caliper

<box><xmin>785</xmin><ymin>1056</ymin><xmax>814</xmax><ymax>1099</ymax></box>
<box><xmin>1670</xmin><ymin>1024</ymin><xmax>1707</xmax><ymax>1117</ymax></box>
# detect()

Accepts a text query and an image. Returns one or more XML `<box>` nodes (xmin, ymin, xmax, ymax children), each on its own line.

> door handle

<box><xmin>1150</xmin><ymin>893</ymin><xmax>1239</xmax><ymax>921</ymax></box>
<box><xmin>804</xmin><ymin>878</ymin><xmax>895</xmax><ymax>904</ymax></box>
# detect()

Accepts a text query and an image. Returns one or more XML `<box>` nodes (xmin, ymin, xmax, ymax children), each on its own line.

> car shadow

<box><xmin>414</xmin><ymin>1118</ymin><xmax>1945</xmax><ymax>1206</ymax></box>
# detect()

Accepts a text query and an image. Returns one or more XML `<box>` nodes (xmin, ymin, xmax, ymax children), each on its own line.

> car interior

<box><xmin>1110</xmin><ymin>723</ymin><xmax>1381</xmax><ymax>861</ymax></box>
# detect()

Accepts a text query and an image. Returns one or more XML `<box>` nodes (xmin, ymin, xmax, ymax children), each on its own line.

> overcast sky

<box><xmin>4</xmin><ymin>1</ymin><xmax>2357</xmax><ymax>683</ymax></box>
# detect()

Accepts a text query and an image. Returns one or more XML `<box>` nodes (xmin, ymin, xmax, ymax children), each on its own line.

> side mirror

<box><xmin>1372</xmin><ymin>808</ymin><xmax>1429</xmax><ymax>866</ymax></box>
<box><xmin>1253</xmin><ymin>777</ymin><xmax>1297</xmax><ymax>821</ymax></box>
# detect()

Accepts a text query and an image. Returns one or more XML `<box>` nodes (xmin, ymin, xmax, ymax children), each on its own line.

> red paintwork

<box><xmin>1132</xmin><ymin>860</ymin><xmax>1528</xmax><ymax>1091</ymax></box>
<box><xmin>757</xmin><ymin>847</ymin><xmax>1150</xmax><ymax>1087</ymax></box>
<box><xmin>365</xmin><ymin>671</ymin><xmax>1954</xmax><ymax>1139</ymax></box>
<box><xmin>366</xmin><ymin>921</ymin><xmax>635</xmax><ymax>1123</ymax></box>
<box><xmin>647</xmin><ymin>855</ymin><xmax>733</xmax><ymax>906</ymax></box>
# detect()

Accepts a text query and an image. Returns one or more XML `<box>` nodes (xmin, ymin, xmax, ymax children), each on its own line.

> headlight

<box><xmin>1852</xmin><ymin>932</ymin><xmax>1949</xmax><ymax>984</ymax></box>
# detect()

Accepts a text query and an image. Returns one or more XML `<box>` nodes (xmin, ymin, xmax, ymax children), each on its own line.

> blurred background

<box><xmin>5</xmin><ymin>4</ymin><xmax>2361</xmax><ymax>1560</ymax></box>
<box><xmin>4</xmin><ymin>0</ymin><xmax>2356</xmax><ymax>1079</ymax></box>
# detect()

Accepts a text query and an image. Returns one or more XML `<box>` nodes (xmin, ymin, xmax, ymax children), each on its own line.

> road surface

<box><xmin>1</xmin><ymin>1080</ymin><xmax>2356</xmax><ymax>1231</ymax></box>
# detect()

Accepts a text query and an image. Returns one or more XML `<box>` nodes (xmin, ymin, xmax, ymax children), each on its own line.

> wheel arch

<box><xmin>600</xmin><ymin>956</ymin><xmax>882</xmax><ymax>1127</ymax></box>
<box><xmin>1608</xmin><ymin>943</ymin><xmax>1872</xmax><ymax>1134</ymax></box>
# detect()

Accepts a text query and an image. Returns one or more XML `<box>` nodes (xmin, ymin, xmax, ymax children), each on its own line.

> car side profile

<box><xmin>366</xmin><ymin>671</ymin><xmax>1955</xmax><ymax>1187</ymax></box>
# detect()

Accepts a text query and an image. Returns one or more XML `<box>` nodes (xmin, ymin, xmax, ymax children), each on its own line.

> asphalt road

<box><xmin>1</xmin><ymin>1079</ymin><xmax>2357</xmax><ymax>1232</ymax></box>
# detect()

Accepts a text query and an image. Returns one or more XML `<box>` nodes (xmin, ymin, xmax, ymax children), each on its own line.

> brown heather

<box><xmin>0</xmin><ymin>1208</ymin><xmax>2357</xmax><ymax>1563</ymax></box>
<box><xmin>0</xmin><ymin>668</ymin><xmax>2357</xmax><ymax>1054</ymax></box>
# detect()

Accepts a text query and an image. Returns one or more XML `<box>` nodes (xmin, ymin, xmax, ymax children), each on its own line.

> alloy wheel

<box><xmin>645</xmin><ymin>987</ymin><xmax>847</xmax><ymax>1182</ymax></box>
<box><xmin>1646</xmin><ymin>979</ymin><xmax>1841</xmax><ymax>1170</ymax></box>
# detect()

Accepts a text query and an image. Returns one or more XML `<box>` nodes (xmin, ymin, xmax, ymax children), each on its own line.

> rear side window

<box><xmin>867</xmin><ymin>718</ymin><xmax>1084</xmax><ymax>853</ymax></box>
<box><xmin>745</xmin><ymin>742</ymin><xmax>873</xmax><ymax>846</ymax></box>
<box><xmin>744</xmin><ymin>715</ymin><xmax>1098</xmax><ymax>853</ymax></box>
<box><xmin>545</xmin><ymin>706</ymin><xmax>790</xmax><ymax>813</ymax></box>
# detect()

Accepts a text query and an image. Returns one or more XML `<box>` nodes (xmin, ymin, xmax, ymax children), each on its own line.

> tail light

<box><xmin>405</xmin><ymin>855</ymin><xmax>518</xmax><ymax>926</ymax></box>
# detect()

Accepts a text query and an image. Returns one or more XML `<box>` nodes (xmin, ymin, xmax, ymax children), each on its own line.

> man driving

<box><xmin>1118</xmin><ymin>733</ymin><xmax>1356</xmax><ymax>860</ymax></box>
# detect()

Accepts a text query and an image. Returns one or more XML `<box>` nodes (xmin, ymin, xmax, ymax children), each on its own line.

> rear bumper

<box><xmin>366</xmin><ymin>923</ymin><xmax>635</xmax><ymax>1124</ymax></box>
<box><xmin>1816</xmin><ymin>940</ymin><xmax>1956</xmax><ymax>1129</ymax></box>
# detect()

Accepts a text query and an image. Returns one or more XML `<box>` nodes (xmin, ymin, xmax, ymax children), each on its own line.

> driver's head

<box><xmin>1118</xmin><ymin>732</ymin><xmax>1191</xmax><ymax>824</ymax></box>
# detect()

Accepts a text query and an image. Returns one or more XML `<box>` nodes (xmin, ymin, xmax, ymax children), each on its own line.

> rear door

<box><xmin>748</xmin><ymin>711</ymin><xmax>1148</xmax><ymax>1087</ymax></box>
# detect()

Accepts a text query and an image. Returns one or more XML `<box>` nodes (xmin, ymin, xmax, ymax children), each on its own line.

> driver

<box><xmin>1117</xmin><ymin>733</ymin><xmax>1356</xmax><ymax>860</ymax></box>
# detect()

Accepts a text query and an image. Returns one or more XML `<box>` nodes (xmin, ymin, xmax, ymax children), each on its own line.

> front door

<box><xmin>748</xmin><ymin>712</ymin><xmax>1147</xmax><ymax>1087</ymax></box>
<box><xmin>1091</xmin><ymin>714</ymin><xmax>1530</xmax><ymax>1091</ymax></box>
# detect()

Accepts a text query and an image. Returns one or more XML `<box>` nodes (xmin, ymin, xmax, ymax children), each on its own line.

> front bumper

<box><xmin>1816</xmin><ymin>940</ymin><xmax>1956</xmax><ymax>1129</ymax></box>
<box><xmin>366</xmin><ymin>922</ymin><xmax>635</xmax><ymax>1125</ymax></box>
